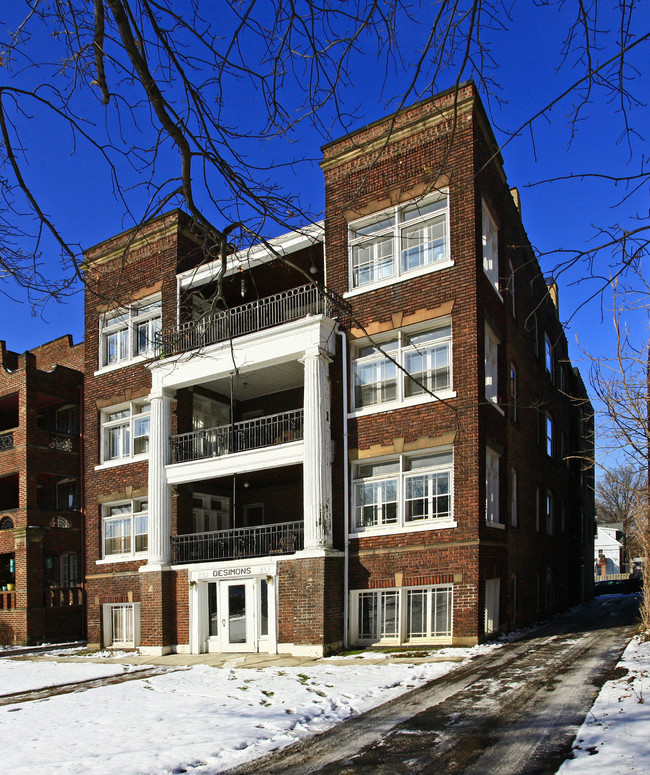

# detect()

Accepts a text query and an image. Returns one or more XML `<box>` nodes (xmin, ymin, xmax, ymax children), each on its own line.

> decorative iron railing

<box><xmin>171</xmin><ymin>408</ymin><xmax>303</xmax><ymax>463</ymax></box>
<box><xmin>48</xmin><ymin>432</ymin><xmax>75</xmax><ymax>452</ymax></box>
<box><xmin>172</xmin><ymin>520</ymin><xmax>304</xmax><ymax>564</ymax></box>
<box><xmin>0</xmin><ymin>431</ymin><xmax>14</xmax><ymax>451</ymax></box>
<box><xmin>157</xmin><ymin>284</ymin><xmax>336</xmax><ymax>357</ymax></box>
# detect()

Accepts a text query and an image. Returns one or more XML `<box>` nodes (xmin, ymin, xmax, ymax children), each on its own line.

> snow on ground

<box><xmin>0</xmin><ymin>657</ymin><xmax>145</xmax><ymax>695</ymax></box>
<box><xmin>558</xmin><ymin>633</ymin><xmax>650</xmax><ymax>775</ymax></box>
<box><xmin>0</xmin><ymin>654</ymin><xmax>469</xmax><ymax>775</ymax></box>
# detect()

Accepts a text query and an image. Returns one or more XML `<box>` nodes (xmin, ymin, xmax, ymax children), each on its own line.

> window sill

<box><xmin>95</xmin><ymin>454</ymin><xmax>149</xmax><ymax>471</ymax></box>
<box><xmin>94</xmin><ymin>353</ymin><xmax>153</xmax><ymax>376</ymax></box>
<box><xmin>96</xmin><ymin>554</ymin><xmax>148</xmax><ymax>565</ymax></box>
<box><xmin>349</xmin><ymin>390</ymin><xmax>457</xmax><ymax>419</ymax></box>
<box><xmin>350</xmin><ymin>519</ymin><xmax>457</xmax><ymax>538</ymax></box>
<box><xmin>485</xmin><ymin>399</ymin><xmax>505</xmax><ymax>416</ymax></box>
<box><xmin>486</xmin><ymin>520</ymin><xmax>505</xmax><ymax>530</ymax></box>
<box><xmin>343</xmin><ymin>258</ymin><xmax>454</xmax><ymax>298</ymax></box>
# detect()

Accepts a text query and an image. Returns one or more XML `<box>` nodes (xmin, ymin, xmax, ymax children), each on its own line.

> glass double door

<box><xmin>208</xmin><ymin>578</ymin><xmax>269</xmax><ymax>652</ymax></box>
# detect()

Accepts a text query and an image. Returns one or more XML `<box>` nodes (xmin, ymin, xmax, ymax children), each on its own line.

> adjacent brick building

<box><xmin>0</xmin><ymin>335</ymin><xmax>84</xmax><ymax>644</ymax></box>
<box><xmin>82</xmin><ymin>83</ymin><xmax>594</xmax><ymax>655</ymax></box>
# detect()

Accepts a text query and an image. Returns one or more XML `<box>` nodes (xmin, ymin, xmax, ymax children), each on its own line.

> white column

<box><xmin>301</xmin><ymin>347</ymin><xmax>333</xmax><ymax>550</ymax></box>
<box><xmin>147</xmin><ymin>392</ymin><xmax>174</xmax><ymax>565</ymax></box>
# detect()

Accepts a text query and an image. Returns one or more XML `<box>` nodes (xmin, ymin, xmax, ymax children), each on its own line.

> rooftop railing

<box><xmin>172</xmin><ymin>520</ymin><xmax>304</xmax><ymax>564</ymax></box>
<box><xmin>171</xmin><ymin>408</ymin><xmax>303</xmax><ymax>463</ymax></box>
<box><xmin>157</xmin><ymin>283</ymin><xmax>338</xmax><ymax>357</ymax></box>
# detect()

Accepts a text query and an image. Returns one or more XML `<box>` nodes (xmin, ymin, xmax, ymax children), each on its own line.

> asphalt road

<box><xmin>226</xmin><ymin>594</ymin><xmax>640</xmax><ymax>775</ymax></box>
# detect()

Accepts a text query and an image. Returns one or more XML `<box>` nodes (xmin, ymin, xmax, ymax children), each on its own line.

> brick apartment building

<box><xmin>82</xmin><ymin>83</ymin><xmax>594</xmax><ymax>655</ymax></box>
<box><xmin>0</xmin><ymin>335</ymin><xmax>84</xmax><ymax>644</ymax></box>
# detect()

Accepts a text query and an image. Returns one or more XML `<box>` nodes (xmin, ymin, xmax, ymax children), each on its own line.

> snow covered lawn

<box><xmin>0</xmin><ymin>655</ymin><xmax>467</xmax><ymax>775</ymax></box>
<box><xmin>558</xmin><ymin>634</ymin><xmax>650</xmax><ymax>774</ymax></box>
<box><xmin>0</xmin><ymin>658</ymin><xmax>145</xmax><ymax>696</ymax></box>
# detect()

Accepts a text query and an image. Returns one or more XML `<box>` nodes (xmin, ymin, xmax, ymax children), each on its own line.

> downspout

<box><xmin>338</xmin><ymin>329</ymin><xmax>349</xmax><ymax>649</ymax></box>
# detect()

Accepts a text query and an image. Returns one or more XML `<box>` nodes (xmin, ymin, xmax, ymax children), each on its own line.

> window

<box><xmin>482</xmin><ymin>200</ymin><xmax>499</xmax><ymax>292</ymax></box>
<box><xmin>486</xmin><ymin>448</ymin><xmax>500</xmax><ymax>524</ymax></box>
<box><xmin>484</xmin><ymin>325</ymin><xmax>499</xmax><ymax>404</ymax></box>
<box><xmin>56</xmin><ymin>479</ymin><xmax>78</xmax><ymax>511</ymax></box>
<box><xmin>352</xmin><ymin>450</ymin><xmax>453</xmax><ymax>533</ymax></box>
<box><xmin>102</xmin><ymin>499</ymin><xmax>148</xmax><ymax>558</ymax></box>
<box><xmin>352</xmin><ymin>323</ymin><xmax>452</xmax><ymax>410</ymax></box>
<box><xmin>546</xmin><ymin>491</ymin><xmax>554</xmax><ymax>535</ymax></box>
<box><xmin>56</xmin><ymin>405</ymin><xmax>77</xmax><ymax>435</ymax></box>
<box><xmin>546</xmin><ymin>413</ymin><xmax>554</xmax><ymax>458</ymax></box>
<box><xmin>59</xmin><ymin>553</ymin><xmax>80</xmax><ymax>587</ymax></box>
<box><xmin>352</xmin><ymin>585</ymin><xmax>452</xmax><ymax>644</ymax></box>
<box><xmin>101</xmin><ymin>400</ymin><xmax>150</xmax><ymax>463</ymax></box>
<box><xmin>348</xmin><ymin>192</ymin><xmax>449</xmax><ymax>290</ymax></box>
<box><xmin>103</xmin><ymin>603</ymin><xmax>140</xmax><ymax>647</ymax></box>
<box><xmin>545</xmin><ymin>333</ymin><xmax>554</xmax><ymax>379</ymax></box>
<box><xmin>509</xmin><ymin>362</ymin><xmax>518</xmax><ymax>422</ymax></box>
<box><xmin>100</xmin><ymin>296</ymin><xmax>161</xmax><ymax>368</ymax></box>
<box><xmin>510</xmin><ymin>468</ymin><xmax>518</xmax><ymax>527</ymax></box>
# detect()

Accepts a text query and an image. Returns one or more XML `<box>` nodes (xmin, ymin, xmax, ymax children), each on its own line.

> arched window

<box><xmin>0</xmin><ymin>516</ymin><xmax>14</xmax><ymax>530</ymax></box>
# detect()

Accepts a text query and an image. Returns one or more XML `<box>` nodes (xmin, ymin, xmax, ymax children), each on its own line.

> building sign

<box><xmin>193</xmin><ymin>564</ymin><xmax>274</xmax><ymax>581</ymax></box>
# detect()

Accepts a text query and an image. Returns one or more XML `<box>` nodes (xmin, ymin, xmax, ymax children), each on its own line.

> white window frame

<box><xmin>351</xmin><ymin>321</ymin><xmax>453</xmax><ymax>416</ymax></box>
<box><xmin>350</xmin><ymin>585</ymin><xmax>453</xmax><ymax>645</ymax></box>
<box><xmin>482</xmin><ymin>199</ymin><xmax>500</xmax><ymax>294</ymax></box>
<box><xmin>484</xmin><ymin>325</ymin><xmax>499</xmax><ymax>405</ymax></box>
<box><xmin>351</xmin><ymin>449</ymin><xmax>455</xmax><ymax>536</ymax></box>
<box><xmin>102</xmin><ymin>602</ymin><xmax>141</xmax><ymax>648</ymax></box>
<box><xmin>486</xmin><ymin>447</ymin><xmax>501</xmax><ymax>526</ymax></box>
<box><xmin>346</xmin><ymin>191</ymin><xmax>451</xmax><ymax>295</ymax></box>
<box><xmin>100</xmin><ymin>400</ymin><xmax>151</xmax><ymax>465</ymax></box>
<box><xmin>101</xmin><ymin>498</ymin><xmax>148</xmax><ymax>561</ymax></box>
<box><xmin>99</xmin><ymin>295</ymin><xmax>161</xmax><ymax>370</ymax></box>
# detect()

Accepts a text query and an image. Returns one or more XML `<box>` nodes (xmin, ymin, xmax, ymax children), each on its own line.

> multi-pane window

<box><xmin>103</xmin><ymin>603</ymin><xmax>140</xmax><ymax>647</ymax></box>
<box><xmin>56</xmin><ymin>479</ymin><xmax>79</xmax><ymax>511</ymax></box>
<box><xmin>101</xmin><ymin>401</ymin><xmax>150</xmax><ymax>462</ymax></box>
<box><xmin>192</xmin><ymin>494</ymin><xmax>231</xmax><ymax>533</ymax></box>
<box><xmin>100</xmin><ymin>296</ymin><xmax>161</xmax><ymax>367</ymax></box>
<box><xmin>353</xmin><ymin>323</ymin><xmax>452</xmax><ymax>410</ymax></box>
<box><xmin>348</xmin><ymin>192</ymin><xmax>449</xmax><ymax>290</ymax></box>
<box><xmin>482</xmin><ymin>200</ymin><xmax>499</xmax><ymax>292</ymax></box>
<box><xmin>546</xmin><ymin>413</ymin><xmax>554</xmax><ymax>458</ymax></box>
<box><xmin>353</xmin><ymin>585</ymin><xmax>452</xmax><ymax>644</ymax></box>
<box><xmin>56</xmin><ymin>405</ymin><xmax>78</xmax><ymax>435</ymax></box>
<box><xmin>102</xmin><ymin>499</ymin><xmax>148</xmax><ymax>558</ymax></box>
<box><xmin>486</xmin><ymin>448</ymin><xmax>500</xmax><ymax>524</ymax></box>
<box><xmin>484</xmin><ymin>325</ymin><xmax>499</xmax><ymax>404</ymax></box>
<box><xmin>545</xmin><ymin>333</ymin><xmax>554</xmax><ymax>379</ymax></box>
<box><xmin>353</xmin><ymin>450</ymin><xmax>453</xmax><ymax>532</ymax></box>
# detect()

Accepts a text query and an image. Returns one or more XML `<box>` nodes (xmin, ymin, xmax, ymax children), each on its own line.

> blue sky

<box><xmin>1</xmin><ymin>2</ymin><xmax>648</xmax><ymax>465</ymax></box>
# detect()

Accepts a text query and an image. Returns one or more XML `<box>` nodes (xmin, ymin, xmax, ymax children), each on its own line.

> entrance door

<box><xmin>220</xmin><ymin>579</ymin><xmax>256</xmax><ymax>652</ymax></box>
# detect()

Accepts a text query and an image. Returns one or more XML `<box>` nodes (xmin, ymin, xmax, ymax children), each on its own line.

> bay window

<box><xmin>352</xmin><ymin>585</ymin><xmax>453</xmax><ymax>644</ymax></box>
<box><xmin>100</xmin><ymin>296</ymin><xmax>161</xmax><ymax>368</ymax></box>
<box><xmin>101</xmin><ymin>400</ymin><xmax>150</xmax><ymax>463</ymax></box>
<box><xmin>102</xmin><ymin>498</ymin><xmax>148</xmax><ymax>558</ymax></box>
<box><xmin>352</xmin><ymin>322</ymin><xmax>452</xmax><ymax>411</ymax></box>
<box><xmin>348</xmin><ymin>192</ymin><xmax>449</xmax><ymax>291</ymax></box>
<box><xmin>353</xmin><ymin>450</ymin><xmax>453</xmax><ymax>533</ymax></box>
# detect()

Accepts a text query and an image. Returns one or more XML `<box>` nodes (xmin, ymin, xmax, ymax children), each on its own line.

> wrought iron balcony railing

<box><xmin>171</xmin><ymin>520</ymin><xmax>304</xmax><ymax>564</ymax></box>
<box><xmin>171</xmin><ymin>408</ymin><xmax>303</xmax><ymax>463</ymax></box>
<box><xmin>0</xmin><ymin>431</ymin><xmax>14</xmax><ymax>451</ymax></box>
<box><xmin>157</xmin><ymin>283</ymin><xmax>337</xmax><ymax>357</ymax></box>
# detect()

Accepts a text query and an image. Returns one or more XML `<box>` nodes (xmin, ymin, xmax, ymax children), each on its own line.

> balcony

<box><xmin>0</xmin><ymin>590</ymin><xmax>16</xmax><ymax>609</ymax></box>
<box><xmin>171</xmin><ymin>520</ymin><xmax>304</xmax><ymax>564</ymax></box>
<box><xmin>157</xmin><ymin>284</ymin><xmax>337</xmax><ymax>358</ymax></box>
<box><xmin>171</xmin><ymin>409</ymin><xmax>303</xmax><ymax>464</ymax></box>
<box><xmin>0</xmin><ymin>431</ymin><xmax>14</xmax><ymax>451</ymax></box>
<box><xmin>43</xmin><ymin>586</ymin><xmax>84</xmax><ymax>607</ymax></box>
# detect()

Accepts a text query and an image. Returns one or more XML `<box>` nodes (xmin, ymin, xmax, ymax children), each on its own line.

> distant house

<box><xmin>595</xmin><ymin>525</ymin><xmax>624</xmax><ymax>575</ymax></box>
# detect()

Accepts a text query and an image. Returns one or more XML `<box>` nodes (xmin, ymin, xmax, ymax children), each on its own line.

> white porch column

<box><xmin>147</xmin><ymin>392</ymin><xmax>174</xmax><ymax>565</ymax></box>
<box><xmin>301</xmin><ymin>346</ymin><xmax>333</xmax><ymax>550</ymax></box>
